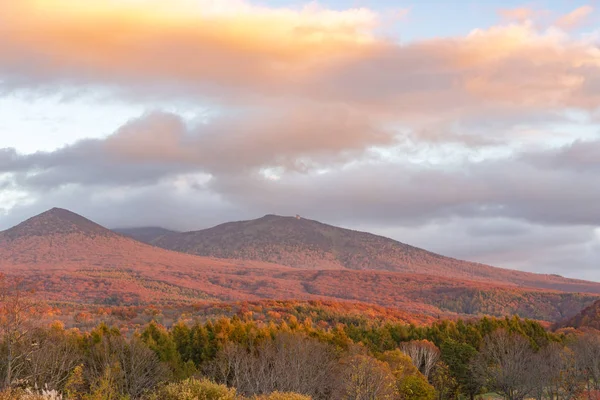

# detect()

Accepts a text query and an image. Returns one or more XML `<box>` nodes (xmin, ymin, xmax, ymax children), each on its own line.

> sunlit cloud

<box><xmin>498</xmin><ymin>7</ymin><xmax>536</xmax><ymax>23</ymax></box>
<box><xmin>0</xmin><ymin>0</ymin><xmax>376</xmax><ymax>97</ymax></box>
<box><xmin>555</xmin><ymin>5</ymin><xmax>594</xmax><ymax>30</ymax></box>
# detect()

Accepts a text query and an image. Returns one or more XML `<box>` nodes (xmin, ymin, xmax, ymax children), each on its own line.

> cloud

<box><xmin>0</xmin><ymin>179</ymin><xmax>243</xmax><ymax>232</ymax></box>
<box><xmin>555</xmin><ymin>6</ymin><xmax>594</xmax><ymax>30</ymax></box>
<box><xmin>498</xmin><ymin>7</ymin><xmax>535</xmax><ymax>23</ymax></box>
<box><xmin>528</xmin><ymin>139</ymin><xmax>600</xmax><ymax>171</ymax></box>
<box><xmin>0</xmin><ymin>0</ymin><xmax>375</xmax><ymax>98</ymax></box>
<box><xmin>5</xmin><ymin>120</ymin><xmax>600</xmax><ymax>229</ymax></box>
<box><xmin>0</xmin><ymin>104</ymin><xmax>394</xmax><ymax>189</ymax></box>
<box><xmin>208</xmin><ymin>149</ymin><xmax>600</xmax><ymax>228</ymax></box>
<box><xmin>372</xmin><ymin>218</ymin><xmax>600</xmax><ymax>280</ymax></box>
<box><xmin>1</xmin><ymin>0</ymin><xmax>600</xmax><ymax>118</ymax></box>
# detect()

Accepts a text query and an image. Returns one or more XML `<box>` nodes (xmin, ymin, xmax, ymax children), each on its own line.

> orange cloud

<box><xmin>555</xmin><ymin>5</ymin><xmax>594</xmax><ymax>30</ymax></box>
<box><xmin>1</xmin><ymin>0</ymin><xmax>600</xmax><ymax>147</ymax></box>
<box><xmin>0</xmin><ymin>0</ymin><xmax>376</xmax><ymax>95</ymax></box>
<box><xmin>498</xmin><ymin>7</ymin><xmax>535</xmax><ymax>22</ymax></box>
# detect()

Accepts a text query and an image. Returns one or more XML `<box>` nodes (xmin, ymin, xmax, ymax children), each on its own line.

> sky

<box><xmin>0</xmin><ymin>0</ymin><xmax>599</xmax><ymax>280</ymax></box>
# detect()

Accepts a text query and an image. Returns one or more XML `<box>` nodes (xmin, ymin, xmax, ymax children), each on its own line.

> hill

<box><xmin>132</xmin><ymin>214</ymin><xmax>599</xmax><ymax>294</ymax></box>
<box><xmin>557</xmin><ymin>299</ymin><xmax>600</xmax><ymax>330</ymax></box>
<box><xmin>1</xmin><ymin>208</ymin><xmax>598</xmax><ymax>321</ymax></box>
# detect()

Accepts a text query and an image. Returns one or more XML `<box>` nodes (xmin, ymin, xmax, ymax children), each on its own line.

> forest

<box><xmin>2</xmin><ymin>276</ymin><xmax>600</xmax><ymax>399</ymax></box>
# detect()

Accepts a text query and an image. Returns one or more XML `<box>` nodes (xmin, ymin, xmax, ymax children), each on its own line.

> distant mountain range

<box><xmin>1</xmin><ymin>208</ymin><xmax>599</xmax><ymax>321</ymax></box>
<box><xmin>117</xmin><ymin>214</ymin><xmax>599</xmax><ymax>294</ymax></box>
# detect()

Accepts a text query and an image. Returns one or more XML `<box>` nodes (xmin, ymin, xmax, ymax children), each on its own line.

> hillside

<box><xmin>1</xmin><ymin>208</ymin><xmax>598</xmax><ymax>321</ymax></box>
<box><xmin>558</xmin><ymin>299</ymin><xmax>600</xmax><ymax>330</ymax></box>
<box><xmin>113</xmin><ymin>226</ymin><xmax>177</xmax><ymax>245</ymax></box>
<box><xmin>132</xmin><ymin>214</ymin><xmax>600</xmax><ymax>294</ymax></box>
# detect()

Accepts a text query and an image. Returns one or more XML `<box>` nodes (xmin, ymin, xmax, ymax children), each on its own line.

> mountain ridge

<box><xmin>120</xmin><ymin>214</ymin><xmax>600</xmax><ymax>293</ymax></box>
<box><xmin>1</xmin><ymin>208</ymin><xmax>599</xmax><ymax>321</ymax></box>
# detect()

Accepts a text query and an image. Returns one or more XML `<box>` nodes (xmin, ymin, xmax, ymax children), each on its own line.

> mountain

<box><xmin>1</xmin><ymin>208</ymin><xmax>599</xmax><ymax>321</ymax></box>
<box><xmin>3</xmin><ymin>207</ymin><xmax>110</xmax><ymax>239</ymax></box>
<box><xmin>114</xmin><ymin>227</ymin><xmax>177</xmax><ymax>245</ymax></box>
<box><xmin>144</xmin><ymin>214</ymin><xmax>600</xmax><ymax>294</ymax></box>
<box><xmin>0</xmin><ymin>208</ymin><xmax>286</xmax><ymax>305</ymax></box>
<box><xmin>1</xmin><ymin>208</ymin><xmax>132</xmax><ymax>265</ymax></box>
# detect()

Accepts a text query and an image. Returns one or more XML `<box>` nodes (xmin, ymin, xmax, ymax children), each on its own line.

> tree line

<box><xmin>3</xmin><ymin>275</ymin><xmax>600</xmax><ymax>399</ymax></box>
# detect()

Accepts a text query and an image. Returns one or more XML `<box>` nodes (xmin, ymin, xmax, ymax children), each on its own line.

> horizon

<box><xmin>1</xmin><ymin>0</ymin><xmax>599</xmax><ymax>280</ymax></box>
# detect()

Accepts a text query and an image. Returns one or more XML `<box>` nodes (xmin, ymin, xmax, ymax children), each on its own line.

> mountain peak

<box><xmin>259</xmin><ymin>214</ymin><xmax>300</xmax><ymax>221</ymax></box>
<box><xmin>0</xmin><ymin>207</ymin><xmax>112</xmax><ymax>240</ymax></box>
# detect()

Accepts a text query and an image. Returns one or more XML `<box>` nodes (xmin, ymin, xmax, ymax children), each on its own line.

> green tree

<box><xmin>142</xmin><ymin>321</ymin><xmax>190</xmax><ymax>378</ymax></box>
<box><xmin>440</xmin><ymin>339</ymin><xmax>480</xmax><ymax>400</ymax></box>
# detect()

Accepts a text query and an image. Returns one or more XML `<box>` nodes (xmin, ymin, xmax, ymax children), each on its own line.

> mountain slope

<box><xmin>150</xmin><ymin>214</ymin><xmax>600</xmax><ymax>294</ymax></box>
<box><xmin>1</xmin><ymin>208</ymin><xmax>598</xmax><ymax>321</ymax></box>
<box><xmin>114</xmin><ymin>227</ymin><xmax>177</xmax><ymax>245</ymax></box>
<box><xmin>558</xmin><ymin>299</ymin><xmax>600</xmax><ymax>330</ymax></box>
<box><xmin>0</xmin><ymin>208</ymin><xmax>285</xmax><ymax>304</ymax></box>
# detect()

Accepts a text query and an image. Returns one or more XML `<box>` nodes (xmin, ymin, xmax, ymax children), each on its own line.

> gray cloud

<box><xmin>370</xmin><ymin>218</ymin><xmax>600</xmax><ymax>280</ymax></box>
<box><xmin>529</xmin><ymin>139</ymin><xmax>600</xmax><ymax>171</ymax></box>
<box><xmin>208</xmin><ymin>150</ymin><xmax>600</xmax><ymax>228</ymax></box>
<box><xmin>2</xmin><ymin>86</ymin><xmax>597</xmax><ymax>234</ymax></box>
<box><xmin>2</xmin><ymin>124</ymin><xmax>599</xmax><ymax>230</ymax></box>
<box><xmin>1</xmin><ymin>106</ymin><xmax>394</xmax><ymax>191</ymax></box>
<box><xmin>0</xmin><ymin>181</ymin><xmax>244</xmax><ymax>232</ymax></box>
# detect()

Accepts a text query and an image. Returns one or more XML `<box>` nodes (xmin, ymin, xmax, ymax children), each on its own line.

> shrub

<box><xmin>252</xmin><ymin>393</ymin><xmax>311</xmax><ymax>400</ymax></box>
<box><xmin>63</xmin><ymin>365</ymin><xmax>85</xmax><ymax>400</ymax></box>
<box><xmin>148</xmin><ymin>378</ymin><xmax>238</xmax><ymax>400</ymax></box>
<box><xmin>0</xmin><ymin>388</ymin><xmax>61</xmax><ymax>400</ymax></box>
<box><xmin>336</xmin><ymin>355</ymin><xmax>398</xmax><ymax>400</ymax></box>
<box><xmin>377</xmin><ymin>350</ymin><xmax>435</xmax><ymax>400</ymax></box>
<box><xmin>398</xmin><ymin>375</ymin><xmax>435</xmax><ymax>400</ymax></box>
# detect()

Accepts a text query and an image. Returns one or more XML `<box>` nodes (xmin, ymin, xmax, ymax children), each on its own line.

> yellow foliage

<box><xmin>252</xmin><ymin>392</ymin><xmax>311</xmax><ymax>400</ymax></box>
<box><xmin>148</xmin><ymin>378</ymin><xmax>238</xmax><ymax>400</ymax></box>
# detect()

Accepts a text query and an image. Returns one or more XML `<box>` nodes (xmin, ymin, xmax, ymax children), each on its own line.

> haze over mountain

<box><xmin>120</xmin><ymin>214</ymin><xmax>600</xmax><ymax>294</ymax></box>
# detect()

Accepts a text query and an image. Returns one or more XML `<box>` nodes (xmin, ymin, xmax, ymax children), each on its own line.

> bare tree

<box><xmin>532</xmin><ymin>342</ymin><xmax>584</xmax><ymax>400</ymax></box>
<box><xmin>400</xmin><ymin>340</ymin><xmax>441</xmax><ymax>380</ymax></box>
<box><xmin>334</xmin><ymin>355</ymin><xmax>398</xmax><ymax>400</ymax></box>
<box><xmin>0</xmin><ymin>274</ymin><xmax>38</xmax><ymax>389</ymax></box>
<box><xmin>23</xmin><ymin>327</ymin><xmax>83</xmax><ymax>391</ymax></box>
<box><xmin>208</xmin><ymin>332</ymin><xmax>339</xmax><ymax>399</ymax></box>
<box><xmin>570</xmin><ymin>332</ymin><xmax>600</xmax><ymax>398</ymax></box>
<box><xmin>472</xmin><ymin>330</ymin><xmax>537</xmax><ymax>400</ymax></box>
<box><xmin>87</xmin><ymin>334</ymin><xmax>168</xmax><ymax>399</ymax></box>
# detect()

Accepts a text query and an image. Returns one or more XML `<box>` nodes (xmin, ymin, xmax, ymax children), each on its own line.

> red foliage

<box><xmin>1</xmin><ymin>208</ymin><xmax>598</xmax><ymax>323</ymax></box>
